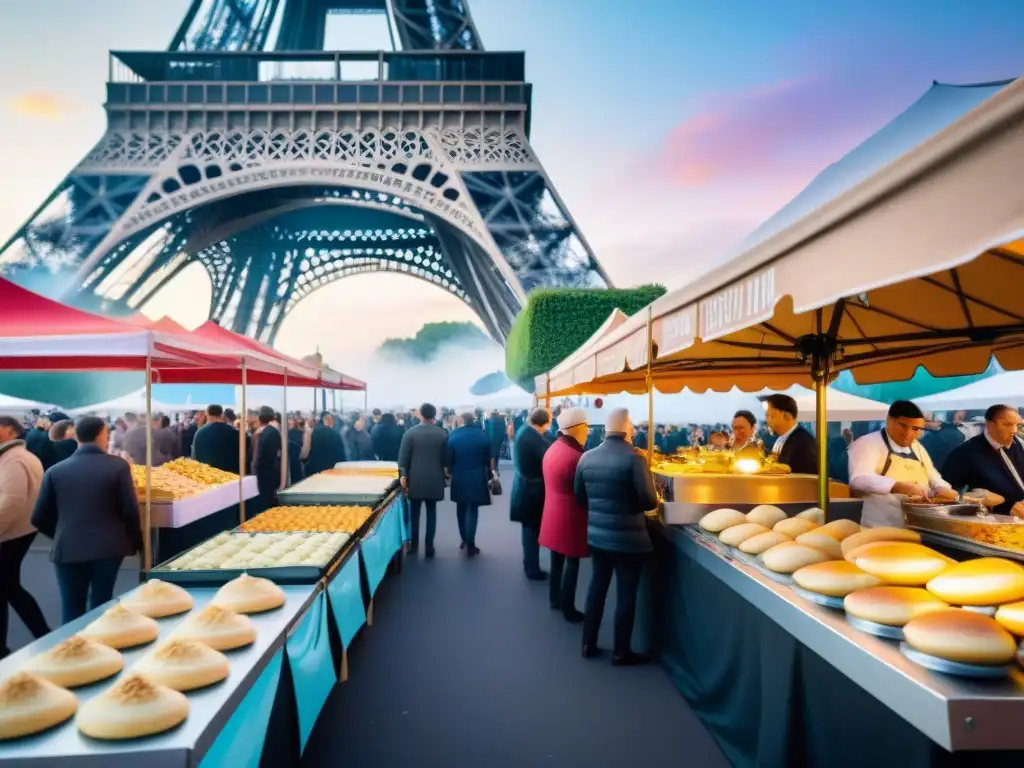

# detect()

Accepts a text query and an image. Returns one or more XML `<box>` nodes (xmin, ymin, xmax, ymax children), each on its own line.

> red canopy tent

<box><xmin>0</xmin><ymin>278</ymin><xmax>223</xmax><ymax>372</ymax></box>
<box><xmin>192</xmin><ymin>320</ymin><xmax>366</xmax><ymax>391</ymax></box>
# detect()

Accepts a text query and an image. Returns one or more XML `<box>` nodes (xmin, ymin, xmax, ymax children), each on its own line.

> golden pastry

<box><xmin>76</xmin><ymin>673</ymin><xmax>188</xmax><ymax>740</ymax></box>
<box><xmin>133</xmin><ymin>640</ymin><xmax>230</xmax><ymax>692</ymax></box>
<box><xmin>925</xmin><ymin>558</ymin><xmax>1024</xmax><ymax>606</ymax></box>
<box><xmin>0</xmin><ymin>672</ymin><xmax>78</xmax><ymax>741</ymax></box>
<box><xmin>738</xmin><ymin>531</ymin><xmax>792</xmax><ymax>555</ymax></box>
<box><xmin>792</xmin><ymin>561</ymin><xmax>881</xmax><ymax>597</ymax></box>
<box><xmin>719</xmin><ymin>523</ymin><xmax>770</xmax><ymax>547</ymax></box>
<box><xmin>121</xmin><ymin>580</ymin><xmax>193</xmax><ymax>618</ymax></box>
<box><xmin>172</xmin><ymin>604</ymin><xmax>256</xmax><ymax>651</ymax></box>
<box><xmin>80</xmin><ymin>604</ymin><xmax>160</xmax><ymax>650</ymax></box>
<box><xmin>212</xmin><ymin>573</ymin><xmax>285</xmax><ymax>614</ymax></box>
<box><xmin>903</xmin><ymin>609</ymin><xmax>1017</xmax><ymax>666</ymax></box>
<box><xmin>846</xmin><ymin>542</ymin><xmax>954</xmax><ymax>586</ymax></box>
<box><xmin>844</xmin><ymin>586</ymin><xmax>948</xmax><ymax>626</ymax></box>
<box><xmin>774</xmin><ymin>517</ymin><xmax>818</xmax><ymax>538</ymax></box>
<box><xmin>760</xmin><ymin>542</ymin><xmax>831</xmax><ymax>574</ymax></box>
<box><xmin>841</xmin><ymin>527</ymin><xmax>921</xmax><ymax>559</ymax></box>
<box><xmin>22</xmin><ymin>635</ymin><xmax>123</xmax><ymax>688</ymax></box>
<box><xmin>746</xmin><ymin>505</ymin><xmax>787</xmax><ymax>528</ymax></box>
<box><xmin>699</xmin><ymin>508</ymin><xmax>746</xmax><ymax>533</ymax></box>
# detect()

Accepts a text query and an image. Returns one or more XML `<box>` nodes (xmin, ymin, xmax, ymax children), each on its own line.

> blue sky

<box><xmin>1</xmin><ymin>0</ymin><xmax>1023</xmax><ymax>362</ymax></box>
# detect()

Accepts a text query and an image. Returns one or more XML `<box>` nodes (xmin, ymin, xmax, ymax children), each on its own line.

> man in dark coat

<box><xmin>446</xmin><ymin>412</ymin><xmax>493</xmax><ymax>556</ymax></box>
<box><xmin>942</xmin><ymin>404</ymin><xmax>1024</xmax><ymax>516</ymax></box>
<box><xmin>922</xmin><ymin>416</ymin><xmax>965</xmax><ymax>475</ymax></box>
<box><xmin>575</xmin><ymin>408</ymin><xmax>658</xmax><ymax>666</ymax></box>
<box><xmin>510</xmin><ymin>408</ymin><xmax>552</xmax><ymax>579</ymax></box>
<box><xmin>253</xmin><ymin>407</ymin><xmax>282</xmax><ymax>512</ymax></box>
<box><xmin>32</xmin><ymin>416</ymin><xmax>142</xmax><ymax>624</ymax></box>
<box><xmin>306</xmin><ymin>414</ymin><xmax>346</xmax><ymax>475</ymax></box>
<box><xmin>398</xmin><ymin>403</ymin><xmax>448</xmax><ymax>556</ymax></box>
<box><xmin>192</xmin><ymin>404</ymin><xmax>240</xmax><ymax>473</ymax></box>
<box><xmin>486</xmin><ymin>411</ymin><xmax>507</xmax><ymax>463</ymax></box>
<box><xmin>25</xmin><ymin>420</ymin><xmax>57</xmax><ymax>471</ymax></box>
<box><xmin>764</xmin><ymin>394</ymin><xmax>819</xmax><ymax>474</ymax></box>
<box><xmin>371</xmin><ymin>413</ymin><xmax>405</xmax><ymax>462</ymax></box>
<box><xmin>343</xmin><ymin>415</ymin><xmax>375</xmax><ymax>461</ymax></box>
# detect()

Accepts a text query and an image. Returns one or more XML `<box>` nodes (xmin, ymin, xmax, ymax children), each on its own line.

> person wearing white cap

<box><xmin>539</xmin><ymin>407</ymin><xmax>590</xmax><ymax>621</ymax></box>
<box><xmin>510</xmin><ymin>408</ymin><xmax>553</xmax><ymax>579</ymax></box>
<box><xmin>574</xmin><ymin>407</ymin><xmax>658</xmax><ymax>665</ymax></box>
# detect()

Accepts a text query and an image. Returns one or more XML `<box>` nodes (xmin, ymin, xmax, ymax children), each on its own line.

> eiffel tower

<box><xmin>0</xmin><ymin>0</ymin><xmax>611</xmax><ymax>343</ymax></box>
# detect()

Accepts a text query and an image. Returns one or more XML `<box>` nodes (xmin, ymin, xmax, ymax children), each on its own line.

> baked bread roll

<box><xmin>847</xmin><ymin>542</ymin><xmax>954</xmax><ymax>586</ymax></box>
<box><xmin>22</xmin><ymin>635</ymin><xmax>123</xmax><ymax>688</ymax></box>
<box><xmin>699</xmin><ymin>508</ymin><xmax>746</xmax><ymax>533</ymax></box>
<box><xmin>746</xmin><ymin>505</ymin><xmax>786</xmax><ymax>528</ymax></box>
<box><xmin>0</xmin><ymin>672</ymin><xmax>78</xmax><ymax>741</ymax></box>
<box><xmin>172</xmin><ymin>604</ymin><xmax>256</xmax><ymax>651</ymax></box>
<box><xmin>816</xmin><ymin>519</ymin><xmax>861</xmax><ymax>541</ymax></box>
<box><xmin>794</xmin><ymin>531</ymin><xmax>843</xmax><ymax>560</ymax></box>
<box><xmin>76</xmin><ymin>673</ymin><xmax>188</xmax><ymax>740</ymax></box>
<box><xmin>133</xmin><ymin>640</ymin><xmax>230</xmax><ymax>692</ymax></box>
<box><xmin>797</xmin><ymin>507</ymin><xmax>825</xmax><ymax>525</ymax></box>
<box><xmin>761</xmin><ymin>542</ymin><xmax>831</xmax><ymax>574</ymax></box>
<box><xmin>80</xmin><ymin>604</ymin><xmax>160</xmax><ymax>649</ymax></box>
<box><xmin>843</xmin><ymin>586</ymin><xmax>948</xmax><ymax>626</ymax></box>
<box><xmin>841</xmin><ymin>527</ymin><xmax>921</xmax><ymax>559</ymax></box>
<box><xmin>903</xmin><ymin>609</ymin><xmax>1017</xmax><ymax>666</ymax></box>
<box><xmin>212</xmin><ymin>573</ymin><xmax>286</xmax><ymax>614</ymax></box>
<box><xmin>994</xmin><ymin>601</ymin><xmax>1024</xmax><ymax>636</ymax></box>
<box><xmin>719</xmin><ymin>523</ymin><xmax>770</xmax><ymax>547</ymax></box>
<box><xmin>925</xmin><ymin>558</ymin><xmax>1024</xmax><ymax>606</ymax></box>
<box><xmin>774</xmin><ymin>517</ymin><xmax>818</xmax><ymax>538</ymax></box>
<box><xmin>738</xmin><ymin>531</ymin><xmax>792</xmax><ymax>555</ymax></box>
<box><xmin>121</xmin><ymin>579</ymin><xmax>193</xmax><ymax>618</ymax></box>
<box><xmin>793</xmin><ymin>561</ymin><xmax>882</xmax><ymax>597</ymax></box>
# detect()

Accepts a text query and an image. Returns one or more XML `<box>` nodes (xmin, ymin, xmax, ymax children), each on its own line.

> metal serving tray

<box><xmin>671</xmin><ymin>525</ymin><xmax>1024</xmax><ymax>751</ymax></box>
<box><xmin>151</xmin><ymin>532</ymin><xmax>352</xmax><ymax>586</ymax></box>
<box><xmin>277</xmin><ymin>472</ymin><xmax>398</xmax><ymax>507</ymax></box>
<box><xmin>0</xmin><ymin>585</ymin><xmax>318</xmax><ymax>768</ymax></box>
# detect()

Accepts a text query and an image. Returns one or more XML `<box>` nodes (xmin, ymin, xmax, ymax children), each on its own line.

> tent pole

<box><xmin>281</xmin><ymin>373</ymin><xmax>288</xmax><ymax>491</ymax></box>
<box><xmin>812</xmin><ymin>353</ymin><xmax>831</xmax><ymax>519</ymax></box>
<box><xmin>543</xmin><ymin>374</ymin><xmax>551</xmax><ymax>413</ymax></box>
<box><xmin>363</xmin><ymin>387</ymin><xmax>368</xmax><ymax>415</ymax></box>
<box><xmin>239</xmin><ymin>361</ymin><xmax>247</xmax><ymax>525</ymax></box>
<box><xmin>646</xmin><ymin>306</ymin><xmax>654</xmax><ymax>467</ymax></box>
<box><xmin>144</xmin><ymin>356</ymin><xmax>153</xmax><ymax>573</ymax></box>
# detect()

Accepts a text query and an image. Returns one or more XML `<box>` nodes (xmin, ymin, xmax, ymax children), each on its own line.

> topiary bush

<box><xmin>505</xmin><ymin>285</ymin><xmax>666</xmax><ymax>390</ymax></box>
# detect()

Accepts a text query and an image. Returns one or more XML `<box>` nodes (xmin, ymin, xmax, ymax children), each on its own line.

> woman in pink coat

<box><xmin>539</xmin><ymin>407</ymin><xmax>589</xmax><ymax>622</ymax></box>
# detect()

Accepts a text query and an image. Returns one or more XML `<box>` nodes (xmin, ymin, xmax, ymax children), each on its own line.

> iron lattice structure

<box><xmin>0</xmin><ymin>0</ymin><xmax>609</xmax><ymax>343</ymax></box>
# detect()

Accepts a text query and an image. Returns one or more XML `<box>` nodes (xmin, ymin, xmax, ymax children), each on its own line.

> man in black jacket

<box><xmin>32</xmin><ymin>416</ymin><xmax>142</xmax><ymax>624</ymax></box>
<box><xmin>574</xmin><ymin>408</ymin><xmax>659</xmax><ymax>666</ymax></box>
<box><xmin>192</xmin><ymin>404</ymin><xmax>240</xmax><ymax>473</ymax></box>
<box><xmin>764</xmin><ymin>394</ymin><xmax>818</xmax><ymax>475</ymax></box>
<box><xmin>942</xmin><ymin>404</ymin><xmax>1024</xmax><ymax>517</ymax></box>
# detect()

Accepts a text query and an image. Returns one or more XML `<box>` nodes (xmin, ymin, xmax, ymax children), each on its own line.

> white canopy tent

<box><xmin>69</xmin><ymin>389</ymin><xmax>199</xmax><ymax>416</ymax></box>
<box><xmin>917</xmin><ymin>370</ymin><xmax>1024</xmax><ymax>411</ymax></box>
<box><xmin>0</xmin><ymin>393</ymin><xmax>59</xmax><ymax>415</ymax></box>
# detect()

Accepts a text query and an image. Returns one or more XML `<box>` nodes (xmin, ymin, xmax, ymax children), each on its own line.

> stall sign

<box><xmin>699</xmin><ymin>268</ymin><xmax>777</xmax><ymax>340</ymax></box>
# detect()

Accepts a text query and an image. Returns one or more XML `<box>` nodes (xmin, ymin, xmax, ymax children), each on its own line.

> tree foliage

<box><xmin>377</xmin><ymin>321</ymin><xmax>494</xmax><ymax>363</ymax></box>
<box><xmin>505</xmin><ymin>285</ymin><xmax>666</xmax><ymax>390</ymax></box>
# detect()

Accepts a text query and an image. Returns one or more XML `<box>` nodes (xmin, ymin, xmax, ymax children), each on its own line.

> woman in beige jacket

<box><xmin>0</xmin><ymin>416</ymin><xmax>51</xmax><ymax>657</ymax></box>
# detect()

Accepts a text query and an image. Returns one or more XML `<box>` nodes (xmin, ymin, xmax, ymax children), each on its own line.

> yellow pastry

<box><xmin>844</xmin><ymin>586</ymin><xmax>948</xmax><ymax>626</ymax></box>
<box><xmin>793</xmin><ymin>561</ymin><xmax>881</xmax><ymax>597</ymax></box>
<box><xmin>925</xmin><ymin>558</ymin><xmax>1024</xmax><ymax>606</ymax></box>
<box><xmin>212</xmin><ymin>573</ymin><xmax>285</xmax><ymax>614</ymax></box>
<box><xmin>719</xmin><ymin>523</ymin><xmax>770</xmax><ymax>547</ymax></box>
<box><xmin>847</xmin><ymin>542</ymin><xmax>954</xmax><ymax>586</ymax></box>
<box><xmin>121</xmin><ymin>580</ymin><xmax>194</xmax><ymax>618</ymax></box>
<box><xmin>171</xmin><ymin>604</ymin><xmax>256</xmax><ymax>651</ymax></box>
<box><xmin>761</xmin><ymin>542</ymin><xmax>831</xmax><ymax>574</ymax></box>
<box><xmin>841</xmin><ymin>527</ymin><xmax>921</xmax><ymax>559</ymax></box>
<box><xmin>80</xmin><ymin>604</ymin><xmax>160</xmax><ymax>650</ymax></box>
<box><xmin>903</xmin><ymin>609</ymin><xmax>1017</xmax><ymax>665</ymax></box>
<box><xmin>133</xmin><ymin>640</ymin><xmax>230</xmax><ymax>691</ymax></box>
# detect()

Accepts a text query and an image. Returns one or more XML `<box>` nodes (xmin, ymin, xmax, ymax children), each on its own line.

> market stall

<box><xmin>533</xmin><ymin>77</ymin><xmax>1024</xmax><ymax>765</ymax></box>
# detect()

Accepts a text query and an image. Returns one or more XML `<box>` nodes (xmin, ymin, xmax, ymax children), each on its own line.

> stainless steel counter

<box><xmin>0</xmin><ymin>583</ymin><xmax>319</xmax><ymax>767</ymax></box>
<box><xmin>672</xmin><ymin>525</ymin><xmax>1024</xmax><ymax>751</ymax></box>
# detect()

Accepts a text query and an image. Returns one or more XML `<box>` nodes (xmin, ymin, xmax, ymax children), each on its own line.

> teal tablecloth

<box><xmin>200</xmin><ymin>648</ymin><xmax>284</xmax><ymax>768</ymax></box>
<box><xmin>327</xmin><ymin>552</ymin><xmax>366</xmax><ymax>648</ymax></box>
<box><xmin>286</xmin><ymin>591</ymin><xmax>337</xmax><ymax>752</ymax></box>
<box><xmin>361</xmin><ymin>499</ymin><xmax>402</xmax><ymax>596</ymax></box>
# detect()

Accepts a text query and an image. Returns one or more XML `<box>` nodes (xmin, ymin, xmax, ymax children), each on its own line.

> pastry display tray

<box><xmin>669</xmin><ymin>524</ymin><xmax>1024</xmax><ymax>751</ymax></box>
<box><xmin>0</xmin><ymin>584</ymin><xmax>318</xmax><ymax>768</ymax></box>
<box><xmin>277</xmin><ymin>473</ymin><xmax>398</xmax><ymax>508</ymax></box>
<box><xmin>150</xmin><ymin>531</ymin><xmax>357</xmax><ymax>587</ymax></box>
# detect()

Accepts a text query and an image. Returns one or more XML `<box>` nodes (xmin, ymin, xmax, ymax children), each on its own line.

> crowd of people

<box><xmin>2</xmin><ymin>393</ymin><xmax>1021</xmax><ymax>665</ymax></box>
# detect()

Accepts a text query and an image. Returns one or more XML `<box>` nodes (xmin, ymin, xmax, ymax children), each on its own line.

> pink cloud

<box><xmin>656</xmin><ymin>75</ymin><xmax>886</xmax><ymax>189</ymax></box>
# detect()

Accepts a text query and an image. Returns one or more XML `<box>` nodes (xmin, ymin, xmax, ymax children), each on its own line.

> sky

<box><xmin>1</xmin><ymin>0</ymin><xmax>1023</xmax><ymax>369</ymax></box>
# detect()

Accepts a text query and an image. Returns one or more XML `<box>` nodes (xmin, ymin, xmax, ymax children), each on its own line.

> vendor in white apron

<box><xmin>848</xmin><ymin>400</ymin><xmax>958</xmax><ymax>528</ymax></box>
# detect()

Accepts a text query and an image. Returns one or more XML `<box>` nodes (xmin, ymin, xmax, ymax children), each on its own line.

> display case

<box><xmin>278</xmin><ymin>472</ymin><xmax>398</xmax><ymax>507</ymax></box>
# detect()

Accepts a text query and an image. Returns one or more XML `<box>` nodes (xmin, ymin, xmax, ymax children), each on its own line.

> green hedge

<box><xmin>505</xmin><ymin>285</ymin><xmax>666</xmax><ymax>390</ymax></box>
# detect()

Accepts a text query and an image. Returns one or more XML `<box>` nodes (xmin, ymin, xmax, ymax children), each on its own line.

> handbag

<box><xmin>489</xmin><ymin>471</ymin><xmax>503</xmax><ymax>495</ymax></box>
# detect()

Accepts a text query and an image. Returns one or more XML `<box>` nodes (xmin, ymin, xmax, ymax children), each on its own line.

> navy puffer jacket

<box><xmin>574</xmin><ymin>435</ymin><xmax>658</xmax><ymax>554</ymax></box>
